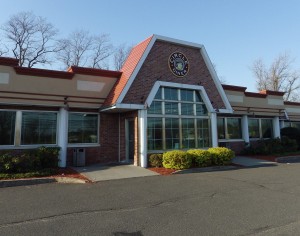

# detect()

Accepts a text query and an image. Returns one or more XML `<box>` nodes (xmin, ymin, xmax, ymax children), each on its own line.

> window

<box><xmin>68</xmin><ymin>113</ymin><xmax>98</xmax><ymax>144</ymax></box>
<box><xmin>21</xmin><ymin>112</ymin><xmax>57</xmax><ymax>145</ymax></box>
<box><xmin>0</xmin><ymin>111</ymin><xmax>16</xmax><ymax>145</ymax></box>
<box><xmin>148</xmin><ymin>87</ymin><xmax>210</xmax><ymax>150</ymax></box>
<box><xmin>147</xmin><ymin>118</ymin><xmax>163</xmax><ymax>150</ymax></box>
<box><xmin>217</xmin><ymin>117</ymin><xmax>242</xmax><ymax>140</ymax></box>
<box><xmin>249</xmin><ymin>118</ymin><xmax>273</xmax><ymax>139</ymax></box>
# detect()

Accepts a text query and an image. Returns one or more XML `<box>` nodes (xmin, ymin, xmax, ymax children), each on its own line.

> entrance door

<box><xmin>126</xmin><ymin>119</ymin><xmax>135</xmax><ymax>162</ymax></box>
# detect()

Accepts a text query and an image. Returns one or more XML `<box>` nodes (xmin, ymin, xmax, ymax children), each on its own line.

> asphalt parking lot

<box><xmin>1</xmin><ymin>163</ymin><xmax>300</xmax><ymax>235</ymax></box>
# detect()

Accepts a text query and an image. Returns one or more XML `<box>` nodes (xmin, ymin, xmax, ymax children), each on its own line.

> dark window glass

<box><xmin>148</xmin><ymin>101</ymin><xmax>162</xmax><ymax>114</ymax></box>
<box><xmin>261</xmin><ymin>119</ymin><xmax>273</xmax><ymax>138</ymax></box>
<box><xmin>249</xmin><ymin>119</ymin><xmax>260</xmax><ymax>138</ymax></box>
<box><xmin>154</xmin><ymin>87</ymin><xmax>162</xmax><ymax>100</ymax></box>
<box><xmin>197</xmin><ymin>119</ymin><xmax>210</xmax><ymax>148</ymax></box>
<box><xmin>68</xmin><ymin>113</ymin><xmax>98</xmax><ymax>144</ymax></box>
<box><xmin>164</xmin><ymin>87</ymin><xmax>178</xmax><ymax>100</ymax></box>
<box><xmin>21</xmin><ymin>112</ymin><xmax>57</xmax><ymax>145</ymax></box>
<box><xmin>217</xmin><ymin>118</ymin><xmax>225</xmax><ymax>139</ymax></box>
<box><xmin>0</xmin><ymin>111</ymin><xmax>16</xmax><ymax>145</ymax></box>
<box><xmin>147</xmin><ymin>118</ymin><xmax>163</xmax><ymax>150</ymax></box>
<box><xmin>165</xmin><ymin>118</ymin><xmax>180</xmax><ymax>149</ymax></box>
<box><xmin>195</xmin><ymin>91</ymin><xmax>203</xmax><ymax>102</ymax></box>
<box><xmin>181</xmin><ymin>103</ymin><xmax>194</xmax><ymax>115</ymax></box>
<box><xmin>196</xmin><ymin>104</ymin><xmax>207</xmax><ymax>115</ymax></box>
<box><xmin>182</xmin><ymin>118</ymin><xmax>195</xmax><ymax>149</ymax></box>
<box><xmin>165</xmin><ymin>102</ymin><xmax>179</xmax><ymax>115</ymax></box>
<box><xmin>181</xmin><ymin>89</ymin><xmax>193</xmax><ymax>101</ymax></box>
<box><xmin>226</xmin><ymin>118</ymin><xmax>242</xmax><ymax>139</ymax></box>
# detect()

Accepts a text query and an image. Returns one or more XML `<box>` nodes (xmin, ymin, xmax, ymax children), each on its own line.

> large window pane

<box><xmin>197</xmin><ymin>119</ymin><xmax>210</xmax><ymax>148</ymax></box>
<box><xmin>147</xmin><ymin>118</ymin><xmax>163</xmax><ymax>150</ymax></box>
<box><xmin>148</xmin><ymin>101</ymin><xmax>162</xmax><ymax>114</ymax></box>
<box><xmin>0</xmin><ymin>111</ymin><xmax>16</xmax><ymax>145</ymax></box>
<box><xmin>165</xmin><ymin>102</ymin><xmax>179</xmax><ymax>115</ymax></box>
<box><xmin>181</xmin><ymin>103</ymin><xmax>194</xmax><ymax>115</ymax></box>
<box><xmin>249</xmin><ymin>119</ymin><xmax>260</xmax><ymax>138</ymax></box>
<box><xmin>196</xmin><ymin>104</ymin><xmax>207</xmax><ymax>115</ymax></box>
<box><xmin>217</xmin><ymin>118</ymin><xmax>225</xmax><ymax>139</ymax></box>
<box><xmin>181</xmin><ymin>89</ymin><xmax>193</xmax><ymax>101</ymax></box>
<box><xmin>68</xmin><ymin>113</ymin><xmax>98</xmax><ymax>144</ymax></box>
<box><xmin>261</xmin><ymin>119</ymin><xmax>273</xmax><ymax>138</ymax></box>
<box><xmin>21</xmin><ymin>112</ymin><xmax>57</xmax><ymax>145</ymax></box>
<box><xmin>164</xmin><ymin>87</ymin><xmax>178</xmax><ymax>100</ymax></box>
<box><xmin>227</xmin><ymin>118</ymin><xmax>242</xmax><ymax>139</ymax></box>
<box><xmin>165</xmin><ymin>118</ymin><xmax>180</xmax><ymax>149</ymax></box>
<box><xmin>182</xmin><ymin>118</ymin><xmax>195</xmax><ymax>149</ymax></box>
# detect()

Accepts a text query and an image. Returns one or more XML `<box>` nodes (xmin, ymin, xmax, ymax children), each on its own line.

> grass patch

<box><xmin>0</xmin><ymin>168</ymin><xmax>59</xmax><ymax>180</ymax></box>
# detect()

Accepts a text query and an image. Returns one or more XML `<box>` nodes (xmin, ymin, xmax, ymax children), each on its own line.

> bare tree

<box><xmin>113</xmin><ymin>44</ymin><xmax>132</xmax><ymax>70</ymax></box>
<box><xmin>57</xmin><ymin>30</ymin><xmax>112</xmax><ymax>69</ymax></box>
<box><xmin>90</xmin><ymin>34</ymin><xmax>113</xmax><ymax>68</ymax></box>
<box><xmin>251</xmin><ymin>53</ymin><xmax>300</xmax><ymax>101</ymax></box>
<box><xmin>1</xmin><ymin>11</ymin><xmax>59</xmax><ymax>67</ymax></box>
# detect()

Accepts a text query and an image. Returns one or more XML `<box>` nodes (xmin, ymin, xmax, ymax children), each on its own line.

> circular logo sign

<box><xmin>168</xmin><ymin>52</ymin><xmax>189</xmax><ymax>77</ymax></box>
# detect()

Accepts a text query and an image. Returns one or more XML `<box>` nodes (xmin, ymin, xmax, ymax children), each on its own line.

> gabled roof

<box><xmin>103</xmin><ymin>35</ymin><xmax>233</xmax><ymax>113</ymax></box>
<box><xmin>103</xmin><ymin>35</ymin><xmax>153</xmax><ymax>106</ymax></box>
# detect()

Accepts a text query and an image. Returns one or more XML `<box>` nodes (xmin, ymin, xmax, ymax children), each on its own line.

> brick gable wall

<box><xmin>122</xmin><ymin>40</ymin><xmax>226</xmax><ymax>110</ymax></box>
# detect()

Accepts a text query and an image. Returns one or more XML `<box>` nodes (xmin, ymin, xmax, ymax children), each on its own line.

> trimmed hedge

<box><xmin>0</xmin><ymin>146</ymin><xmax>60</xmax><ymax>174</ymax></box>
<box><xmin>149</xmin><ymin>154</ymin><xmax>163</xmax><ymax>167</ymax></box>
<box><xmin>162</xmin><ymin>150</ymin><xmax>192</xmax><ymax>170</ymax></box>
<box><xmin>187</xmin><ymin>149</ymin><xmax>212</xmax><ymax>167</ymax></box>
<box><xmin>208</xmin><ymin>147</ymin><xmax>235</xmax><ymax>165</ymax></box>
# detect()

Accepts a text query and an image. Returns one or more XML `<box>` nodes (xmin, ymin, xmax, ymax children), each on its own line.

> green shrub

<box><xmin>149</xmin><ymin>154</ymin><xmax>163</xmax><ymax>167</ymax></box>
<box><xmin>208</xmin><ymin>147</ymin><xmax>235</xmax><ymax>165</ymax></box>
<box><xmin>162</xmin><ymin>150</ymin><xmax>192</xmax><ymax>170</ymax></box>
<box><xmin>281</xmin><ymin>127</ymin><xmax>300</xmax><ymax>150</ymax></box>
<box><xmin>187</xmin><ymin>149</ymin><xmax>212</xmax><ymax>167</ymax></box>
<box><xmin>0</xmin><ymin>146</ymin><xmax>60</xmax><ymax>174</ymax></box>
<box><xmin>36</xmin><ymin>146</ymin><xmax>60</xmax><ymax>168</ymax></box>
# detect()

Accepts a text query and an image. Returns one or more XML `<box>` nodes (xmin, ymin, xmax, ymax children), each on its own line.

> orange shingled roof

<box><xmin>103</xmin><ymin>35</ymin><xmax>153</xmax><ymax>106</ymax></box>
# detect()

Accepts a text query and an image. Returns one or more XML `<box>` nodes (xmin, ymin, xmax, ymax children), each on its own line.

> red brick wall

<box><xmin>219</xmin><ymin>141</ymin><xmax>245</xmax><ymax>154</ymax></box>
<box><xmin>122</xmin><ymin>40</ymin><xmax>225</xmax><ymax>110</ymax></box>
<box><xmin>66</xmin><ymin>111</ymin><xmax>139</xmax><ymax>166</ymax></box>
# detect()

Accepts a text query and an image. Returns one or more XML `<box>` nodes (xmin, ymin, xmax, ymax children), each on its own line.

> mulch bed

<box><xmin>148</xmin><ymin>167</ymin><xmax>177</xmax><ymax>175</ymax></box>
<box><xmin>50</xmin><ymin>167</ymin><xmax>91</xmax><ymax>182</ymax></box>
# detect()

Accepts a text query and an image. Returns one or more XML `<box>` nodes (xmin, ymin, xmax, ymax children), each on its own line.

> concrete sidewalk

<box><xmin>232</xmin><ymin>156</ymin><xmax>278</xmax><ymax>167</ymax></box>
<box><xmin>72</xmin><ymin>163</ymin><xmax>159</xmax><ymax>182</ymax></box>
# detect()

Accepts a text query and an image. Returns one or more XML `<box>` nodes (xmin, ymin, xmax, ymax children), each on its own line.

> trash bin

<box><xmin>73</xmin><ymin>148</ymin><xmax>86</xmax><ymax>167</ymax></box>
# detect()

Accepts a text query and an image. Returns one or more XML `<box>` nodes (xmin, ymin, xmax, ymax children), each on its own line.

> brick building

<box><xmin>1</xmin><ymin>35</ymin><xmax>300</xmax><ymax>168</ymax></box>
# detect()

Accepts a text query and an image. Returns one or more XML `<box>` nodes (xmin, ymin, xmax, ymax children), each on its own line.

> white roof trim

<box><xmin>117</xmin><ymin>34</ymin><xmax>233</xmax><ymax>114</ymax></box>
<box><xmin>100</xmin><ymin>103</ymin><xmax>144</xmax><ymax>112</ymax></box>
<box><xmin>145</xmin><ymin>81</ymin><xmax>215</xmax><ymax>113</ymax></box>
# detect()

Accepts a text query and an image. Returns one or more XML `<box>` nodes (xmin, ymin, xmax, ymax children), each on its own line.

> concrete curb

<box><xmin>0</xmin><ymin>177</ymin><xmax>88</xmax><ymax>188</ymax></box>
<box><xmin>0</xmin><ymin>178</ymin><xmax>57</xmax><ymax>188</ymax></box>
<box><xmin>173</xmin><ymin>165</ymin><xmax>238</xmax><ymax>174</ymax></box>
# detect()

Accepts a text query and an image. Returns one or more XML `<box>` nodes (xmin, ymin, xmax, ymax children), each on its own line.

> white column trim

<box><xmin>273</xmin><ymin>116</ymin><xmax>280</xmax><ymax>139</ymax></box>
<box><xmin>210</xmin><ymin>112</ymin><xmax>218</xmax><ymax>147</ymax></box>
<box><xmin>242</xmin><ymin>115</ymin><xmax>250</xmax><ymax>144</ymax></box>
<box><xmin>58</xmin><ymin>108</ymin><xmax>68</xmax><ymax>167</ymax></box>
<box><xmin>138</xmin><ymin>109</ymin><xmax>147</xmax><ymax>168</ymax></box>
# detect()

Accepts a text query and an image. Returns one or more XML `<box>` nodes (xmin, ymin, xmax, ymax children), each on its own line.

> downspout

<box><xmin>118</xmin><ymin>113</ymin><xmax>121</xmax><ymax>162</ymax></box>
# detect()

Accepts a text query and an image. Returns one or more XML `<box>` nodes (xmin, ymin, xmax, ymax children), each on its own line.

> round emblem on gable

<box><xmin>168</xmin><ymin>52</ymin><xmax>189</xmax><ymax>77</ymax></box>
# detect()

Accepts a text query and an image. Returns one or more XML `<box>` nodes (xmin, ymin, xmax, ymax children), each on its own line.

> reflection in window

<box><xmin>181</xmin><ymin>103</ymin><xmax>194</xmax><ymax>115</ymax></box>
<box><xmin>147</xmin><ymin>118</ymin><xmax>163</xmax><ymax>150</ymax></box>
<box><xmin>165</xmin><ymin>102</ymin><xmax>179</xmax><ymax>115</ymax></box>
<box><xmin>197</xmin><ymin>119</ymin><xmax>210</xmax><ymax>148</ymax></box>
<box><xmin>227</xmin><ymin>118</ymin><xmax>242</xmax><ymax>139</ymax></box>
<box><xmin>164</xmin><ymin>87</ymin><xmax>178</xmax><ymax>100</ymax></box>
<box><xmin>148</xmin><ymin>101</ymin><xmax>162</xmax><ymax>114</ymax></box>
<box><xmin>182</xmin><ymin>119</ymin><xmax>195</xmax><ymax>149</ymax></box>
<box><xmin>249</xmin><ymin>119</ymin><xmax>260</xmax><ymax>138</ymax></box>
<box><xmin>217</xmin><ymin>118</ymin><xmax>225</xmax><ymax>139</ymax></box>
<box><xmin>68</xmin><ymin>113</ymin><xmax>98</xmax><ymax>144</ymax></box>
<box><xmin>21</xmin><ymin>112</ymin><xmax>57</xmax><ymax>145</ymax></box>
<box><xmin>0</xmin><ymin>111</ymin><xmax>16</xmax><ymax>145</ymax></box>
<box><xmin>261</xmin><ymin>119</ymin><xmax>273</xmax><ymax>138</ymax></box>
<box><xmin>165</xmin><ymin>118</ymin><xmax>180</xmax><ymax>149</ymax></box>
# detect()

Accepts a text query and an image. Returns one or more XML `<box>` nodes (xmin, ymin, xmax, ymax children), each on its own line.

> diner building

<box><xmin>1</xmin><ymin>34</ymin><xmax>300</xmax><ymax>168</ymax></box>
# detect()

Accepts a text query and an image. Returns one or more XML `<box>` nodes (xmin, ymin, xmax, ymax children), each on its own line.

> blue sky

<box><xmin>1</xmin><ymin>0</ymin><xmax>300</xmax><ymax>92</ymax></box>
